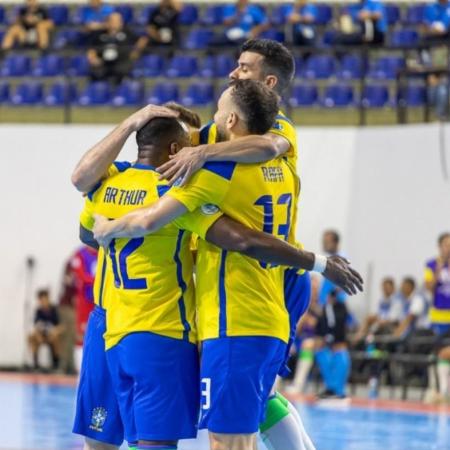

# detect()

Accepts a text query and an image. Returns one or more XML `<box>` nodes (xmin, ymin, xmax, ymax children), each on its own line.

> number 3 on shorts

<box><xmin>201</xmin><ymin>378</ymin><xmax>211</xmax><ymax>410</ymax></box>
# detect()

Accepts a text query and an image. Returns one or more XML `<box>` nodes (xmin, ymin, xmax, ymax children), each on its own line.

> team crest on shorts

<box><xmin>201</xmin><ymin>204</ymin><xmax>220</xmax><ymax>215</ymax></box>
<box><xmin>90</xmin><ymin>407</ymin><xmax>107</xmax><ymax>432</ymax></box>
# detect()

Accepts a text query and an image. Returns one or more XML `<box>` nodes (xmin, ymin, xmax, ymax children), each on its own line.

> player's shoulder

<box><xmin>201</xmin><ymin>161</ymin><xmax>237</xmax><ymax>181</ymax></box>
<box><xmin>87</xmin><ymin>160</ymin><xmax>132</xmax><ymax>200</ymax></box>
<box><xmin>273</xmin><ymin>111</ymin><xmax>295</xmax><ymax>129</ymax></box>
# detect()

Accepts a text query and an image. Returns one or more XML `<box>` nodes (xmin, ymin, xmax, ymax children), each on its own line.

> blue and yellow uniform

<box><xmin>200</xmin><ymin>112</ymin><xmax>312</xmax><ymax>377</ymax></box>
<box><xmin>76</xmin><ymin>161</ymin><xmax>221</xmax><ymax>444</ymax></box>
<box><xmin>168</xmin><ymin>157</ymin><xmax>296</xmax><ymax>433</ymax></box>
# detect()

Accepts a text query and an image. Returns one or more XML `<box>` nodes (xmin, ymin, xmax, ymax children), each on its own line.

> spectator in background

<box><xmin>422</xmin><ymin>0</ymin><xmax>450</xmax><ymax>42</ymax></box>
<box><xmin>28</xmin><ymin>289</ymin><xmax>62</xmax><ymax>372</ymax></box>
<box><xmin>287</xmin><ymin>0</ymin><xmax>318</xmax><ymax>47</ymax></box>
<box><xmin>58</xmin><ymin>261</ymin><xmax>77</xmax><ymax>375</ymax></box>
<box><xmin>333</xmin><ymin>0</ymin><xmax>387</xmax><ymax>46</ymax></box>
<box><xmin>424</xmin><ymin>232</ymin><xmax>450</xmax><ymax>403</ymax></box>
<box><xmin>394</xmin><ymin>277</ymin><xmax>430</xmax><ymax>338</ymax></box>
<box><xmin>87</xmin><ymin>12</ymin><xmax>137</xmax><ymax>85</ymax></box>
<box><xmin>135</xmin><ymin>0</ymin><xmax>181</xmax><ymax>51</ymax></box>
<box><xmin>81</xmin><ymin>0</ymin><xmax>114</xmax><ymax>39</ymax></box>
<box><xmin>221</xmin><ymin>0</ymin><xmax>269</xmax><ymax>44</ymax></box>
<box><xmin>315</xmin><ymin>230</ymin><xmax>352</xmax><ymax>402</ymax></box>
<box><xmin>1</xmin><ymin>0</ymin><xmax>53</xmax><ymax>52</ymax></box>
<box><xmin>71</xmin><ymin>245</ymin><xmax>97</xmax><ymax>371</ymax></box>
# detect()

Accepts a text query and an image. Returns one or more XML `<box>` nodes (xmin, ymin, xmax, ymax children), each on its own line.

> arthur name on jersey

<box><xmin>262</xmin><ymin>166</ymin><xmax>284</xmax><ymax>183</ymax></box>
<box><xmin>103</xmin><ymin>187</ymin><xmax>147</xmax><ymax>206</ymax></box>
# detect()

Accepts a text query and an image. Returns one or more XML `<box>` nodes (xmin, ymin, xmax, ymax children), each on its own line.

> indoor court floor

<box><xmin>1</xmin><ymin>373</ymin><xmax>449</xmax><ymax>450</ymax></box>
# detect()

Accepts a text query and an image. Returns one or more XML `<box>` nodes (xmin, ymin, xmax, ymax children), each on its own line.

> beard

<box><xmin>215</xmin><ymin>124</ymin><xmax>228</xmax><ymax>143</ymax></box>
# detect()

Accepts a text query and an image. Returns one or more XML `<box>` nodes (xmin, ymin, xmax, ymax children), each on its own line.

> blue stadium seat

<box><xmin>303</xmin><ymin>55</ymin><xmax>336</xmax><ymax>79</ymax></box>
<box><xmin>201</xmin><ymin>5</ymin><xmax>225</xmax><ymax>25</ymax></box>
<box><xmin>78</xmin><ymin>82</ymin><xmax>112</xmax><ymax>106</ymax></box>
<box><xmin>136</xmin><ymin>6</ymin><xmax>157</xmax><ymax>26</ymax></box>
<box><xmin>368</xmin><ymin>56</ymin><xmax>405</xmax><ymax>80</ymax></box>
<box><xmin>1</xmin><ymin>54</ymin><xmax>32</xmax><ymax>77</ymax></box>
<box><xmin>385</xmin><ymin>4</ymin><xmax>400</xmax><ymax>25</ymax></box>
<box><xmin>179</xmin><ymin>5</ymin><xmax>199</xmax><ymax>25</ymax></box>
<box><xmin>181</xmin><ymin>83</ymin><xmax>214</xmax><ymax>106</ymax></box>
<box><xmin>260</xmin><ymin>29</ymin><xmax>285</xmax><ymax>43</ymax></box>
<box><xmin>399</xmin><ymin>84</ymin><xmax>426</xmax><ymax>107</ymax></box>
<box><xmin>323</xmin><ymin>84</ymin><xmax>354</xmax><ymax>107</ymax></box>
<box><xmin>166</xmin><ymin>55</ymin><xmax>198</xmax><ymax>77</ymax></box>
<box><xmin>48</xmin><ymin>5</ymin><xmax>69</xmax><ymax>26</ymax></box>
<box><xmin>5</xmin><ymin>6</ymin><xmax>20</xmax><ymax>25</ymax></box>
<box><xmin>294</xmin><ymin>57</ymin><xmax>303</xmax><ymax>78</ymax></box>
<box><xmin>271</xmin><ymin>4</ymin><xmax>293</xmax><ymax>26</ymax></box>
<box><xmin>289</xmin><ymin>85</ymin><xmax>318</xmax><ymax>107</ymax></box>
<box><xmin>405</xmin><ymin>5</ymin><xmax>426</xmax><ymax>25</ymax></box>
<box><xmin>0</xmin><ymin>6</ymin><xmax>5</xmax><ymax>24</ymax></box>
<box><xmin>361</xmin><ymin>85</ymin><xmax>390</xmax><ymax>108</ymax></box>
<box><xmin>0</xmin><ymin>82</ymin><xmax>10</xmax><ymax>103</ymax></box>
<box><xmin>198</xmin><ymin>56</ymin><xmax>215</xmax><ymax>78</ymax></box>
<box><xmin>115</xmin><ymin>5</ymin><xmax>134</xmax><ymax>24</ymax></box>
<box><xmin>112</xmin><ymin>80</ymin><xmax>144</xmax><ymax>106</ymax></box>
<box><xmin>315</xmin><ymin>5</ymin><xmax>333</xmax><ymax>25</ymax></box>
<box><xmin>133</xmin><ymin>55</ymin><xmax>164</xmax><ymax>77</ymax></box>
<box><xmin>53</xmin><ymin>30</ymin><xmax>85</xmax><ymax>50</ymax></box>
<box><xmin>33</xmin><ymin>54</ymin><xmax>65</xmax><ymax>77</ymax></box>
<box><xmin>183</xmin><ymin>29</ymin><xmax>213</xmax><ymax>50</ymax></box>
<box><xmin>44</xmin><ymin>82</ymin><xmax>78</xmax><ymax>106</ymax></box>
<box><xmin>337</xmin><ymin>54</ymin><xmax>365</xmax><ymax>80</ymax></box>
<box><xmin>10</xmin><ymin>82</ymin><xmax>43</xmax><ymax>105</ymax></box>
<box><xmin>390</xmin><ymin>29</ymin><xmax>419</xmax><ymax>48</ymax></box>
<box><xmin>68</xmin><ymin>55</ymin><xmax>90</xmax><ymax>77</ymax></box>
<box><xmin>147</xmin><ymin>83</ymin><xmax>179</xmax><ymax>104</ymax></box>
<box><xmin>71</xmin><ymin>6</ymin><xmax>91</xmax><ymax>25</ymax></box>
<box><xmin>199</xmin><ymin>54</ymin><xmax>234</xmax><ymax>78</ymax></box>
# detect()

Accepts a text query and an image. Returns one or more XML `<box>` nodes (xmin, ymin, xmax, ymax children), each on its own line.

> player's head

<box><xmin>90</xmin><ymin>0</ymin><xmax>102</xmax><ymax>8</ymax></box>
<box><xmin>163</xmin><ymin>102</ymin><xmax>201</xmax><ymax>145</ymax></box>
<box><xmin>229</xmin><ymin>39</ymin><xmax>295</xmax><ymax>95</ymax></box>
<box><xmin>37</xmin><ymin>289</ymin><xmax>50</xmax><ymax>307</ymax></box>
<box><xmin>136</xmin><ymin>117</ymin><xmax>190</xmax><ymax>161</ymax></box>
<box><xmin>323</xmin><ymin>229</ymin><xmax>340</xmax><ymax>254</ymax></box>
<box><xmin>381</xmin><ymin>277</ymin><xmax>395</xmax><ymax>297</ymax></box>
<box><xmin>107</xmin><ymin>12</ymin><xmax>124</xmax><ymax>32</ymax></box>
<box><xmin>27</xmin><ymin>0</ymin><xmax>38</xmax><ymax>8</ymax></box>
<box><xmin>214</xmin><ymin>79</ymin><xmax>279</xmax><ymax>142</ymax></box>
<box><xmin>438</xmin><ymin>232</ymin><xmax>450</xmax><ymax>260</ymax></box>
<box><xmin>400</xmin><ymin>277</ymin><xmax>415</xmax><ymax>298</ymax></box>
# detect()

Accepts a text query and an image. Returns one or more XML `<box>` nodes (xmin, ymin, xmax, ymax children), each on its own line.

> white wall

<box><xmin>0</xmin><ymin>123</ymin><xmax>449</xmax><ymax>366</ymax></box>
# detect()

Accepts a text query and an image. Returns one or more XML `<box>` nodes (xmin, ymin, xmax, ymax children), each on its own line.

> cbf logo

<box><xmin>90</xmin><ymin>407</ymin><xmax>107</xmax><ymax>432</ymax></box>
<box><xmin>201</xmin><ymin>204</ymin><xmax>220</xmax><ymax>215</ymax></box>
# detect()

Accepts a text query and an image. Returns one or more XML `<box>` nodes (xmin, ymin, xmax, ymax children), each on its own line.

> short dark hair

<box><xmin>438</xmin><ymin>232</ymin><xmax>450</xmax><ymax>246</ymax></box>
<box><xmin>382</xmin><ymin>277</ymin><xmax>395</xmax><ymax>287</ymax></box>
<box><xmin>163</xmin><ymin>102</ymin><xmax>201</xmax><ymax>129</ymax></box>
<box><xmin>402</xmin><ymin>277</ymin><xmax>416</xmax><ymax>290</ymax></box>
<box><xmin>37</xmin><ymin>289</ymin><xmax>49</xmax><ymax>299</ymax></box>
<box><xmin>240</xmin><ymin>39</ymin><xmax>295</xmax><ymax>94</ymax></box>
<box><xmin>136</xmin><ymin>117</ymin><xmax>187</xmax><ymax>149</ymax></box>
<box><xmin>324</xmin><ymin>229</ymin><xmax>340</xmax><ymax>244</ymax></box>
<box><xmin>230</xmin><ymin>79</ymin><xmax>279</xmax><ymax>135</ymax></box>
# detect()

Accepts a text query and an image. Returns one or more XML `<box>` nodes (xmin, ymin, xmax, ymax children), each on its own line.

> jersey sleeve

<box><xmin>424</xmin><ymin>266</ymin><xmax>435</xmax><ymax>284</ymax></box>
<box><xmin>79</xmin><ymin>197</ymin><xmax>95</xmax><ymax>231</ymax></box>
<box><xmin>269</xmin><ymin>115</ymin><xmax>297</xmax><ymax>159</ymax></box>
<box><xmin>167</xmin><ymin>162</ymin><xmax>235</xmax><ymax>212</ymax></box>
<box><xmin>173</xmin><ymin>208</ymin><xmax>223</xmax><ymax>240</ymax></box>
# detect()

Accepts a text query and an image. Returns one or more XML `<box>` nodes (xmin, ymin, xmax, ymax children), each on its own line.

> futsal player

<box><xmin>93</xmin><ymin>80</ymin><xmax>363</xmax><ymax>450</ymax></box>
<box><xmin>157</xmin><ymin>39</ymin><xmax>314</xmax><ymax>450</ymax></box>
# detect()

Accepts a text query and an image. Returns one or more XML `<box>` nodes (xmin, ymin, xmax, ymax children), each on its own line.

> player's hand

<box><xmin>93</xmin><ymin>214</ymin><xmax>112</xmax><ymax>250</ymax></box>
<box><xmin>323</xmin><ymin>255</ymin><xmax>363</xmax><ymax>296</ymax></box>
<box><xmin>157</xmin><ymin>145</ymin><xmax>207</xmax><ymax>186</ymax></box>
<box><xmin>123</xmin><ymin>104</ymin><xmax>179</xmax><ymax>133</ymax></box>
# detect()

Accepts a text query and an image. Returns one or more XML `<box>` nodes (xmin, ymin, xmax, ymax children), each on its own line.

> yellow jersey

<box><xmin>168</xmin><ymin>159</ymin><xmax>297</xmax><ymax>343</ymax></box>
<box><xmin>79</xmin><ymin>161</ymin><xmax>221</xmax><ymax>349</ymax></box>
<box><xmin>200</xmin><ymin>110</ymin><xmax>300</xmax><ymax>246</ymax></box>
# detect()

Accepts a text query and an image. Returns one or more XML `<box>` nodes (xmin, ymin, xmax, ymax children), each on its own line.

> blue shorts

<box><xmin>199</xmin><ymin>336</ymin><xmax>286</xmax><ymax>434</ymax></box>
<box><xmin>73</xmin><ymin>306</ymin><xmax>124</xmax><ymax>446</ymax></box>
<box><xmin>279</xmin><ymin>270</ymin><xmax>312</xmax><ymax>376</ymax></box>
<box><xmin>106</xmin><ymin>332</ymin><xmax>200</xmax><ymax>443</ymax></box>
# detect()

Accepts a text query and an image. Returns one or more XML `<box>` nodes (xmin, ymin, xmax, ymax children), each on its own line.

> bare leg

<box><xmin>36</xmin><ymin>21</ymin><xmax>53</xmax><ymax>50</ymax></box>
<box><xmin>210</xmin><ymin>432</ymin><xmax>256</xmax><ymax>450</ymax></box>
<box><xmin>2</xmin><ymin>25</ymin><xmax>26</xmax><ymax>50</ymax></box>
<box><xmin>83</xmin><ymin>437</ymin><xmax>119</xmax><ymax>450</ymax></box>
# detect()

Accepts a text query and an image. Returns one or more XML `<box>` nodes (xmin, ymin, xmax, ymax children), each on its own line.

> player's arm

<box><xmin>71</xmin><ymin>104</ymin><xmax>179</xmax><ymax>192</ymax></box>
<box><xmin>206</xmin><ymin>216</ymin><xmax>363</xmax><ymax>296</ymax></box>
<box><xmin>158</xmin><ymin>133</ymin><xmax>290</xmax><ymax>186</ymax></box>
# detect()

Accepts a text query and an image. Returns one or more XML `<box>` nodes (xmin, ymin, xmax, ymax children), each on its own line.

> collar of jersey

<box><xmin>132</xmin><ymin>162</ymin><xmax>157</xmax><ymax>171</ymax></box>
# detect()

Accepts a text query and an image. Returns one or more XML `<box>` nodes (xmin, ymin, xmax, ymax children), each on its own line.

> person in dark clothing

<box><xmin>87</xmin><ymin>12</ymin><xmax>137</xmax><ymax>85</ymax></box>
<box><xmin>28</xmin><ymin>289</ymin><xmax>63</xmax><ymax>371</ymax></box>
<box><xmin>135</xmin><ymin>0</ymin><xmax>181</xmax><ymax>51</ymax></box>
<box><xmin>1</xmin><ymin>0</ymin><xmax>54</xmax><ymax>51</ymax></box>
